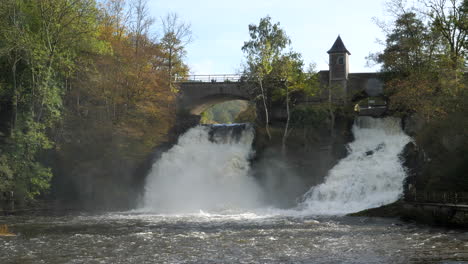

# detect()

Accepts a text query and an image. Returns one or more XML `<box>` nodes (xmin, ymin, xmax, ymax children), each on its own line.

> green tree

<box><xmin>377</xmin><ymin>12</ymin><xmax>435</xmax><ymax>74</ymax></box>
<box><xmin>369</xmin><ymin>7</ymin><xmax>444</xmax><ymax>118</ymax></box>
<box><xmin>372</xmin><ymin>0</ymin><xmax>468</xmax><ymax>195</ymax></box>
<box><xmin>242</xmin><ymin>16</ymin><xmax>290</xmax><ymax>139</ymax></box>
<box><xmin>426</xmin><ymin>0</ymin><xmax>468</xmax><ymax>71</ymax></box>
<box><xmin>0</xmin><ymin>0</ymin><xmax>103</xmax><ymax>201</ymax></box>
<box><xmin>270</xmin><ymin>52</ymin><xmax>309</xmax><ymax>154</ymax></box>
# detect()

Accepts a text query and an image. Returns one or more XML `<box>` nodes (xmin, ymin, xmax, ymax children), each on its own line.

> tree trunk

<box><xmin>11</xmin><ymin>60</ymin><xmax>18</xmax><ymax>135</ymax></box>
<box><xmin>259</xmin><ymin>78</ymin><xmax>271</xmax><ymax>140</ymax></box>
<box><xmin>282</xmin><ymin>83</ymin><xmax>290</xmax><ymax>156</ymax></box>
<box><xmin>328</xmin><ymin>84</ymin><xmax>335</xmax><ymax>139</ymax></box>
<box><xmin>168</xmin><ymin>48</ymin><xmax>174</xmax><ymax>92</ymax></box>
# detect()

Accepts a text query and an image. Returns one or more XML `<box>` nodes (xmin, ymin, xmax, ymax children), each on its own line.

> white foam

<box><xmin>299</xmin><ymin>117</ymin><xmax>411</xmax><ymax>215</ymax></box>
<box><xmin>141</xmin><ymin>125</ymin><xmax>264</xmax><ymax>213</ymax></box>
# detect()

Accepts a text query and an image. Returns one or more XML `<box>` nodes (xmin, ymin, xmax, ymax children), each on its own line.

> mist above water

<box><xmin>141</xmin><ymin>117</ymin><xmax>411</xmax><ymax>216</ymax></box>
<box><xmin>141</xmin><ymin>124</ymin><xmax>264</xmax><ymax>213</ymax></box>
<box><xmin>299</xmin><ymin>117</ymin><xmax>412</xmax><ymax>215</ymax></box>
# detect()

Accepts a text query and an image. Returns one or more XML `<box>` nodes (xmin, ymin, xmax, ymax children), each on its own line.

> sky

<box><xmin>147</xmin><ymin>0</ymin><xmax>392</xmax><ymax>75</ymax></box>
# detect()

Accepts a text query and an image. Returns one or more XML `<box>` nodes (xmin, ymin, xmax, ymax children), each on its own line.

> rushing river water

<box><xmin>1</xmin><ymin>212</ymin><xmax>468</xmax><ymax>263</ymax></box>
<box><xmin>1</xmin><ymin>118</ymin><xmax>467</xmax><ymax>263</ymax></box>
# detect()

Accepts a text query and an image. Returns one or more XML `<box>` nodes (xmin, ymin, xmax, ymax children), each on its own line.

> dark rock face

<box><xmin>357</xmin><ymin>106</ymin><xmax>387</xmax><ymax>117</ymax></box>
<box><xmin>401</xmin><ymin>142</ymin><xmax>426</xmax><ymax>201</ymax></box>
<box><xmin>206</xmin><ymin>123</ymin><xmax>252</xmax><ymax>143</ymax></box>
<box><xmin>402</xmin><ymin>114</ymin><xmax>425</xmax><ymax>137</ymax></box>
<box><xmin>251</xmin><ymin>115</ymin><xmax>354</xmax><ymax>208</ymax></box>
<box><xmin>400</xmin><ymin>203</ymin><xmax>468</xmax><ymax>228</ymax></box>
<box><xmin>169</xmin><ymin>114</ymin><xmax>201</xmax><ymax>142</ymax></box>
<box><xmin>131</xmin><ymin>113</ymin><xmax>201</xmax><ymax>206</ymax></box>
<box><xmin>400</xmin><ymin>114</ymin><xmax>430</xmax><ymax>201</ymax></box>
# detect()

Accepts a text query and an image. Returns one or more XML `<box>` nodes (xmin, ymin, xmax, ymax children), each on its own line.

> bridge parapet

<box><xmin>176</xmin><ymin>74</ymin><xmax>242</xmax><ymax>83</ymax></box>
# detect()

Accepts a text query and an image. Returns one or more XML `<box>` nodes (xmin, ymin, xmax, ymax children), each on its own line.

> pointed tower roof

<box><xmin>327</xmin><ymin>35</ymin><xmax>351</xmax><ymax>55</ymax></box>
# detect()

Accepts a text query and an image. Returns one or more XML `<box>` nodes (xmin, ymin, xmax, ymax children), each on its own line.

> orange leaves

<box><xmin>386</xmin><ymin>73</ymin><xmax>449</xmax><ymax>120</ymax></box>
<box><xmin>63</xmin><ymin>4</ymin><xmax>177</xmax><ymax>159</ymax></box>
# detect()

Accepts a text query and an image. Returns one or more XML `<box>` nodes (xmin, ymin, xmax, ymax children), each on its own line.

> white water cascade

<box><xmin>141</xmin><ymin>124</ymin><xmax>264</xmax><ymax>213</ymax></box>
<box><xmin>299</xmin><ymin>116</ymin><xmax>412</xmax><ymax>215</ymax></box>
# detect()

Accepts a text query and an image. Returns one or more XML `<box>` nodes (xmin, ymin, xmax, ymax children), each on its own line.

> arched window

<box><xmin>337</xmin><ymin>56</ymin><xmax>344</xmax><ymax>65</ymax></box>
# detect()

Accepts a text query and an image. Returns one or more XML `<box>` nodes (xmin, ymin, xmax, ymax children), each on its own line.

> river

<box><xmin>1</xmin><ymin>212</ymin><xmax>468</xmax><ymax>263</ymax></box>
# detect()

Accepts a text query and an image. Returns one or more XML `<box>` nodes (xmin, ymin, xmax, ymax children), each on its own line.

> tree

<box><xmin>425</xmin><ymin>0</ymin><xmax>468</xmax><ymax>71</ymax></box>
<box><xmin>99</xmin><ymin>0</ymin><xmax>128</xmax><ymax>40</ymax></box>
<box><xmin>160</xmin><ymin>13</ymin><xmax>191</xmax><ymax>91</ymax></box>
<box><xmin>270</xmin><ymin>52</ymin><xmax>308</xmax><ymax>154</ymax></box>
<box><xmin>242</xmin><ymin>16</ymin><xmax>290</xmax><ymax>140</ymax></box>
<box><xmin>377</xmin><ymin>12</ymin><xmax>435</xmax><ymax>74</ymax></box>
<box><xmin>129</xmin><ymin>0</ymin><xmax>154</xmax><ymax>54</ymax></box>
<box><xmin>370</xmin><ymin>0</ymin><xmax>468</xmax><ymax>119</ymax></box>
<box><xmin>52</xmin><ymin>0</ymin><xmax>180</xmax><ymax>206</ymax></box>
<box><xmin>0</xmin><ymin>0</ymin><xmax>104</xmax><ymax>200</ymax></box>
<box><xmin>423</xmin><ymin>0</ymin><xmax>468</xmax><ymax>96</ymax></box>
<box><xmin>369</xmin><ymin>3</ymin><xmax>443</xmax><ymax>118</ymax></box>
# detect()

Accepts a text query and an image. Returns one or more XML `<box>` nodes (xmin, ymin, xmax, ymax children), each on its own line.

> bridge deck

<box><xmin>176</xmin><ymin>74</ymin><xmax>242</xmax><ymax>83</ymax></box>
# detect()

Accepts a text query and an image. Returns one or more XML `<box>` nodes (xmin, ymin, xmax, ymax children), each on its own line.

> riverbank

<box><xmin>350</xmin><ymin>201</ymin><xmax>468</xmax><ymax>229</ymax></box>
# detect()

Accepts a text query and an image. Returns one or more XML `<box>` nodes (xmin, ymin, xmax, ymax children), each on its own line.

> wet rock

<box><xmin>402</xmin><ymin>114</ymin><xmax>425</xmax><ymax>137</ymax></box>
<box><xmin>400</xmin><ymin>142</ymin><xmax>427</xmax><ymax>201</ymax></box>
<box><xmin>365</xmin><ymin>143</ymin><xmax>385</xmax><ymax>156</ymax></box>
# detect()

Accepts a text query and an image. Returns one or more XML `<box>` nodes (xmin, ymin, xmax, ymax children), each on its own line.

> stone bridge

<box><xmin>176</xmin><ymin>72</ymin><xmax>386</xmax><ymax>118</ymax></box>
<box><xmin>176</xmin><ymin>37</ymin><xmax>388</xmax><ymax>118</ymax></box>
<box><xmin>176</xmin><ymin>75</ymin><xmax>252</xmax><ymax>115</ymax></box>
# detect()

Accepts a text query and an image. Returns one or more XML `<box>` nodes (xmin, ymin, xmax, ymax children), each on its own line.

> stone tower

<box><xmin>327</xmin><ymin>35</ymin><xmax>350</xmax><ymax>100</ymax></box>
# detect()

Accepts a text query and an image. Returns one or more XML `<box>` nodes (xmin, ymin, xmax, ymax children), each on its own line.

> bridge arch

<box><xmin>177</xmin><ymin>78</ymin><xmax>254</xmax><ymax>116</ymax></box>
<box><xmin>185</xmin><ymin>94</ymin><xmax>250</xmax><ymax>115</ymax></box>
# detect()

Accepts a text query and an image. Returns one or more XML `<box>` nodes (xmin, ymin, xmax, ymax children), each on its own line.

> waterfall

<box><xmin>141</xmin><ymin>124</ymin><xmax>264</xmax><ymax>213</ymax></box>
<box><xmin>141</xmin><ymin>117</ymin><xmax>411</xmax><ymax>216</ymax></box>
<box><xmin>299</xmin><ymin>116</ymin><xmax>411</xmax><ymax>215</ymax></box>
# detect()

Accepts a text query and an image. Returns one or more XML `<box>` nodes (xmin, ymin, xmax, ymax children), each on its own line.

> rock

<box><xmin>304</xmin><ymin>219</ymin><xmax>320</xmax><ymax>225</ymax></box>
<box><xmin>441</xmin><ymin>134</ymin><xmax>464</xmax><ymax>152</ymax></box>
<box><xmin>400</xmin><ymin>142</ymin><xmax>427</xmax><ymax>201</ymax></box>
<box><xmin>402</xmin><ymin>114</ymin><xmax>425</xmax><ymax>137</ymax></box>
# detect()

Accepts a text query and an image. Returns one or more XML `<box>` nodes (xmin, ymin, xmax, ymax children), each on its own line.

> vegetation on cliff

<box><xmin>370</xmin><ymin>0</ymin><xmax>468</xmax><ymax>195</ymax></box>
<box><xmin>200</xmin><ymin>100</ymin><xmax>251</xmax><ymax>124</ymax></box>
<box><xmin>241</xmin><ymin>16</ymin><xmax>322</xmax><ymax>153</ymax></box>
<box><xmin>0</xmin><ymin>0</ymin><xmax>189</xmax><ymax>207</ymax></box>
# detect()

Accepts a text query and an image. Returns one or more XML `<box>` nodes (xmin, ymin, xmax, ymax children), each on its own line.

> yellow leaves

<box><xmin>386</xmin><ymin>70</ymin><xmax>466</xmax><ymax>121</ymax></box>
<box><xmin>0</xmin><ymin>225</ymin><xmax>15</xmax><ymax>237</ymax></box>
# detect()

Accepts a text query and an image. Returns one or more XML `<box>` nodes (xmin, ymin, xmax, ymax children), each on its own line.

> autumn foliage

<box><xmin>0</xmin><ymin>0</ymin><xmax>189</xmax><ymax>207</ymax></box>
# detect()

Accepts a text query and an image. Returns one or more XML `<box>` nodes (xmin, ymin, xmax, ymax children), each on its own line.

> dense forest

<box><xmin>0</xmin><ymin>0</ymin><xmax>190</xmax><ymax>208</ymax></box>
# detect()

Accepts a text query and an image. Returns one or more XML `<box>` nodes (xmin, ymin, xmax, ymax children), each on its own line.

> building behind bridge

<box><xmin>318</xmin><ymin>35</ymin><xmax>383</xmax><ymax>101</ymax></box>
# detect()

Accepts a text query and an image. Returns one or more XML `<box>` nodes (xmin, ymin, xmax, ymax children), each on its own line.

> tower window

<box><xmin>337</xmin><ymin>56</ymin><xmax>344</xmax><ymax>65</ymax></box>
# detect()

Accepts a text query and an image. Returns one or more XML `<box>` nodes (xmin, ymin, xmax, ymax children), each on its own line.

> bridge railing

<box><xmin>406</xmin><ymin>191</ymin><xmax>468</xmax><ymax>204</ymax></box>
<box><xmin>175</xmin><ymin>74</ymin><xmax>242</xmax><ymax>83</ymax></box>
